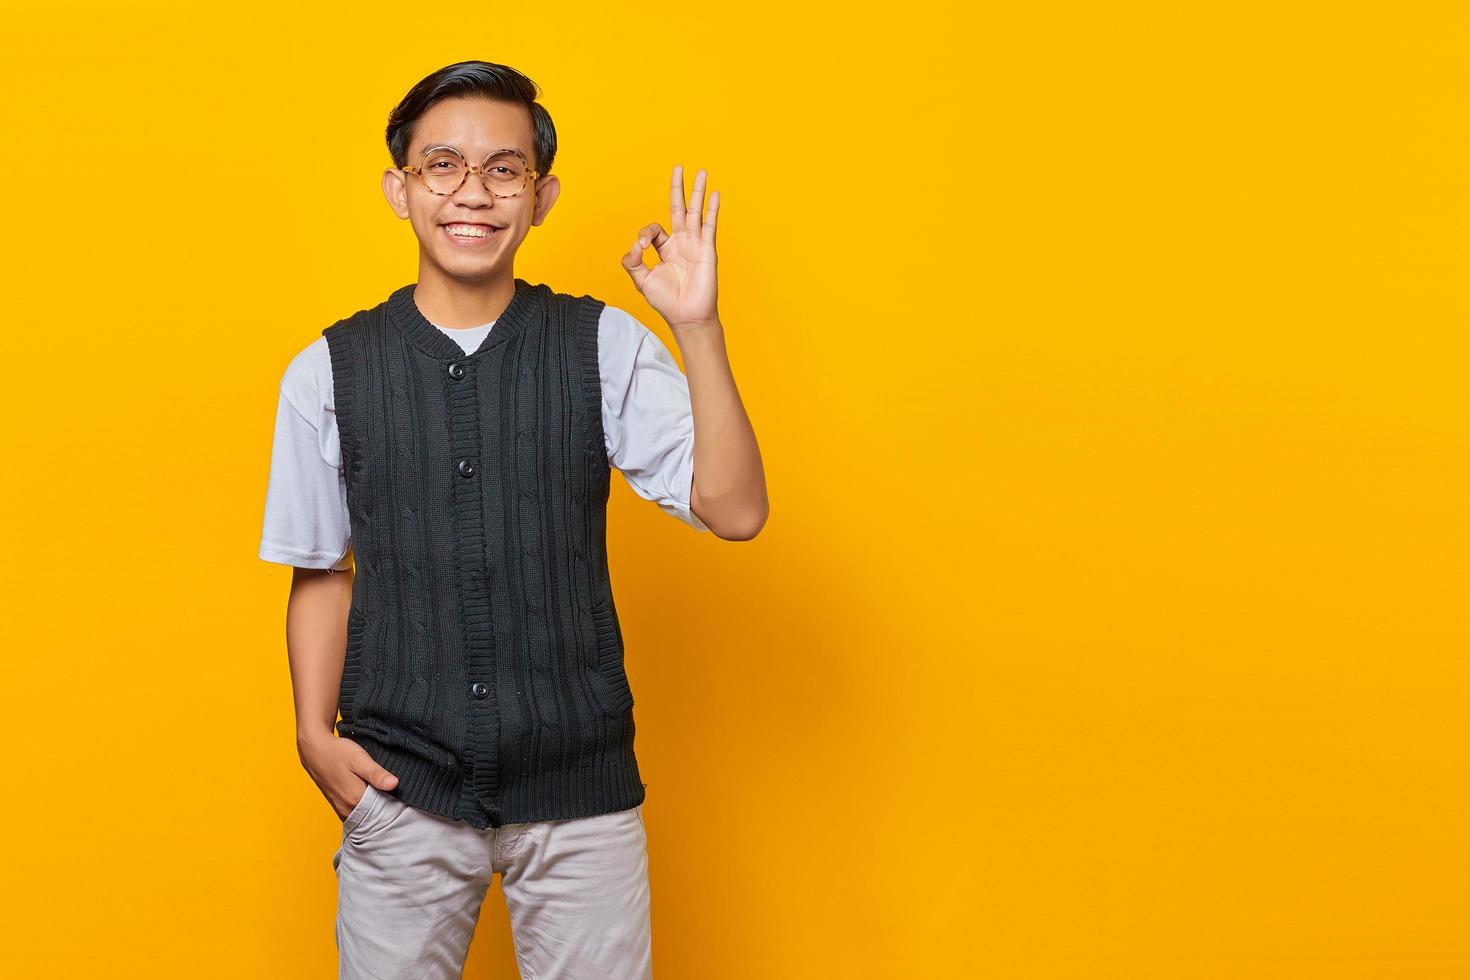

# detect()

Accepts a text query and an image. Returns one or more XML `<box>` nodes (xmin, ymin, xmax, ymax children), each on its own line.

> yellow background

<box><xmin>4</xmin><ymin>1</ymin><xmax>1466</xmax><ymax>976</ymax></box>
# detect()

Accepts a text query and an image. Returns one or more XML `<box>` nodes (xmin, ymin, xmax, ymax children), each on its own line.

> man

<box><xmin>258</xmin><ymin>60</ymin><xmax>767</xmax><ymax>979</ymax></box>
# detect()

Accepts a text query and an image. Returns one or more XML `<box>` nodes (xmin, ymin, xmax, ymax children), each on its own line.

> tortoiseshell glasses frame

<box><xmin>401</xmin><ymin>145</ymin><xmax>541</xmax><ymax>199</ymax></box>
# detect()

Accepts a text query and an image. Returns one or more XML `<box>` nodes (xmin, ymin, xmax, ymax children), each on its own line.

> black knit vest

<box><xmin>322</xmin><ymin>278</ymin><xmax>644</xmax><ymax>829</ymax></box>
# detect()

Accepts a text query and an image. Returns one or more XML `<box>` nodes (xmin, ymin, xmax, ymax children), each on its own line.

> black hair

<box><xmin>386</xmin><ymin>61</ymin><xmax>557</xmax><ymax>177</ymax></box>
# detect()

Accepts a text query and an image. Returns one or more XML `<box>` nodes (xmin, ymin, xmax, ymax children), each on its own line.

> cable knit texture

<box><xmin>323</xmin><ymin>278</ymin><xmax>645</xmax><ymax>829</ymax></box>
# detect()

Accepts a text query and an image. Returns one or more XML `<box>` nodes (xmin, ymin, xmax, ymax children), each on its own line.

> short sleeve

<box><xmin>598</xmin><ymin>305</ymin><xmax>709</xmax><ymax>532</ymax></box>
<box><xmin>258</xmin><ymin>339</ymin><xmax>354</xmax><ymax>569</ymax></box>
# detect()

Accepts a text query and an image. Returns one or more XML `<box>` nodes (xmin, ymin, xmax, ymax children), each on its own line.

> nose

<box><xmin>450</xmin><ymin>166</ymin><xmax>498</xmax><ymax>207</ymax></box>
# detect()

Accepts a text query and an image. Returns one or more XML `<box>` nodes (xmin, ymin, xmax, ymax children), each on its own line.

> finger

<box><xmin>621</xmin><ymin>237</ymin><xmax>650</xmax><ymax>291</ymax></box>
<box><xmin>357</xmin><ymin>763</ymin><xmax>397</xmax><ymax>789</ymax></box>
<box><xmin>702</xmin><ymin>189</ymin><xmax>719</xmax><ymax>247</ymax></box>
<box><xmin>687</xmin><ymin>168</ymin><xmax>707</xmax><ymax>236</ymax></box>
<box><xmin>670</xmin><ymin>164</ymin><xmax>686</xmax><ymax>230</ymax></box>
<box><xmin>647</xmin><ymin>225</ymin><xmax>671</xmax><ymax>254</ymax></box>
<box><xmin>635</xmin><ymin>222</ymin><xmax>664</xmax><ymax>243</ymax></box>
<box><xmin>633</xmin><ymin>222</ymin><xmax>669</xmax><ymax>256</ymax></box>
<box><xmin>352</xmin><ymin>747</ymin><xmax>398</xmax><ymax>788</ymax></box>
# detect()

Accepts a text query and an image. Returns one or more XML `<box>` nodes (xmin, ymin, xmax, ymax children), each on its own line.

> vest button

<box><xmin>457</xmin><ymin>459</ymin><xmax>476</xmax><ymax>478</ymax></box>
<box><xmin>448</xmin><ymin>362</ymin><xmax>466</xmax><ymax>380</ymax></box>
<box><xmin>470</xmin><ymin>681</ymin><xmax>489</xmax><ymax>699</ymax></box>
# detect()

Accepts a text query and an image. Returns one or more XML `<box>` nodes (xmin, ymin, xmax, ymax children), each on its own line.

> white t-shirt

<box><xmin>259</xmin><ymin>303</ymin><xmax>708</xmax><ymax>571</ymax></box>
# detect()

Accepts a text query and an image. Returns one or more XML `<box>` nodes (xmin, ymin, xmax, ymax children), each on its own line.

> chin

<box><xmin>438</xmin><ymin>255</ymin><xmax>505</xmax><ymax>281</ymax></box>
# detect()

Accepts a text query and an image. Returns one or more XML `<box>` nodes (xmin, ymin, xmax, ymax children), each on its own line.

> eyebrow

<box><xmin>416</xmin><ymin>143</ymin><xmax>529</xmax><ymax>160</ymax></box>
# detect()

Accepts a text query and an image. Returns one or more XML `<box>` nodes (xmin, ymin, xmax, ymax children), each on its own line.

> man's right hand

<box><xmin>297</xmin><ymin>729</ymin><xmax>401</xmax><ymax>820</ymax></box>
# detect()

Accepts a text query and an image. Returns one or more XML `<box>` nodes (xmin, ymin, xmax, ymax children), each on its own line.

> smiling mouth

<box><xmin>441</xmin><ymin>223</ymin><xmax>503</xmax><ymax>243</ymax></box>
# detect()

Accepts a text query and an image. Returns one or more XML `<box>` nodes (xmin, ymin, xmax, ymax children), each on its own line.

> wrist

<box><xmin>668</xmin><ymin>316</ymin><xmax>723</xmax><ymax>334</ymax></box>
<box><xmin>297</xmin><ymin>725</ymin><xmax>336</xmax><ymax>748</ymax></box>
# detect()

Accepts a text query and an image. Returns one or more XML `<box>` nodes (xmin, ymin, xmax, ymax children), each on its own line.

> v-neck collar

<box><xmin>387</xmin><ymin>277</ymin><xmax>539</xmax><ymax>360</ymax></box>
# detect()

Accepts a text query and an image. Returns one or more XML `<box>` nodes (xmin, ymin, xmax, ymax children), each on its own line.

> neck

<box><xmin>411</xmin><ymin>264</ymin><xmax>517</xmax><ymax>329</ymax></box>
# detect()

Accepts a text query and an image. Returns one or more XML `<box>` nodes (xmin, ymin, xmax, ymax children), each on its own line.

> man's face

<box><xmin>383</xmin><ymin>96</ymin><xmax>559</xmax><ymax>282</ymax></box>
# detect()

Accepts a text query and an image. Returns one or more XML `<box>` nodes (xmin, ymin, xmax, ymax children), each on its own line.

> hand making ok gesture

<box><xmin>621</xmin><ymin>164</ymin><xmax>720</xmax><ymax>330</ymax></box>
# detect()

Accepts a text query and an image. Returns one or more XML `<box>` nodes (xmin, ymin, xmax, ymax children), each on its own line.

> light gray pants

<box><xmin>331</xmin><ymin>783</ymin><xmax>652</xmax><ymax>979</ymax></box>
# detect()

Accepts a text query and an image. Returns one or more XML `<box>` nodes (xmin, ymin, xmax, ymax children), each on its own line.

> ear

<box><xmin>530</xmin><ymin>174</ymin><xmax>561</xmax><ymax>227</ymax></box>
<box><xmin>383</xmin><ymin>167</ymin><xmax>411</xmax><ymax>219</ymax></box>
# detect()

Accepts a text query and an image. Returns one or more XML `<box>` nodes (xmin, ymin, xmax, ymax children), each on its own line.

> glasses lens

<box><xmin>420</xmin><ymin>149</ymin><xmax>466</xmax><ymax>195</ymax></box>
<box><xmin>480</xmin><ymin>151</ymin><xmax>529</xmax><ymax>195</ymax></box>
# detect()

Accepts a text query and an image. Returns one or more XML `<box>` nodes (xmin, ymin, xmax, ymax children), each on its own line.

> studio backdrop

<box><xmin>2</xmin><ymin>2</ymin><xmax>1466</xmax><ymax>977</ymax></box>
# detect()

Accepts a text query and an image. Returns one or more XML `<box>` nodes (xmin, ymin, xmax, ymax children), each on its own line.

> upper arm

<box><xmin>597</xmin><ymin>305</ymin><xmax>710</xmax><ymax>533</ymax></box>
<box><xmin>259</xmin><ymin>340</ymin><xmax>355</xmax><ymax>568</ymax></box>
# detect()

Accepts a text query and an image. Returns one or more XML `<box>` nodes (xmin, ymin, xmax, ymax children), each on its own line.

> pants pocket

<box><xmin>341</xmin><ymin>783</ymin><xmax>377</xmax><ymax>834</ymax></box>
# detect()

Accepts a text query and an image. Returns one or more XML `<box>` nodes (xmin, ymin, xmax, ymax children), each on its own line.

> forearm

<box><xmin>670</xmin><ymin>319</ymin><xmax>768</xmax><ymax>538</ymax></box>
<box><xmin>285</xmin><ymin>566</ymin><xmax>354</xmax><ymax>744</ymax></box>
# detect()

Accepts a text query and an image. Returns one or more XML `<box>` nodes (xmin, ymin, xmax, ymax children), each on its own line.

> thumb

<box><xmin>621</xmin><ymin>237</ymin><xmax>650</xmax><ymax>293</ymax></box>
<box><xmin>356</xmin><ymin>750</ymin><xmax>399</xmax><ymax>790</ymax></box>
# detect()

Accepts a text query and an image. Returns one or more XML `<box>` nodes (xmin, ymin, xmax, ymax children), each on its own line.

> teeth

<box><xmin>445</xmin><ymin>224</ymin><xmax>494</xmax><ymax>238</ymax></box>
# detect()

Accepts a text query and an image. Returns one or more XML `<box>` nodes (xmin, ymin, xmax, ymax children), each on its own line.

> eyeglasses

<box><xmin>402</xmin><ymin>145</ymin><xmax>540</xmax><ymax>198</ymax></box>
